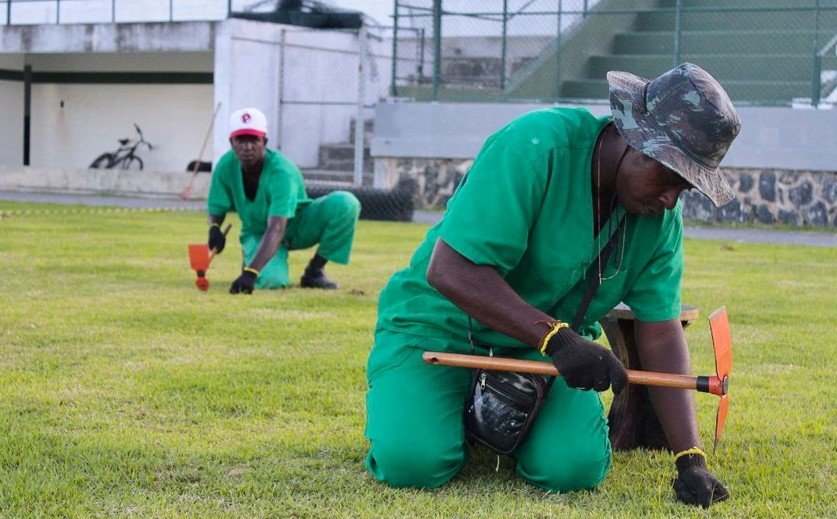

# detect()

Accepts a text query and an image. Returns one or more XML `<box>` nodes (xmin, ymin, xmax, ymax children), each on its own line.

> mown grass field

<box><xmin>0</xmin><ymin>201</ymin><xmax>834</xmax><ymax>518</ymax></box>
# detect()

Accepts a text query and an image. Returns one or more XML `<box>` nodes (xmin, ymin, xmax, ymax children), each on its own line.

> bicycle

<box><xmin>89</xmin><ymin>123</ymin><xmax>154</xmax><ymax>170</ymax></box>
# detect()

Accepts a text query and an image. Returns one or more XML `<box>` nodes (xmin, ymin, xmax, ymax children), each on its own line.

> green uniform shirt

<box><xmin>376</xmin><ymin>107</ymin><xmax>684</xmax><ymax>348</ymax></box>
<box><xmin>207</xmin><ymin>148</ymin><xmax>311</xmax><ymax>239</ymax></box>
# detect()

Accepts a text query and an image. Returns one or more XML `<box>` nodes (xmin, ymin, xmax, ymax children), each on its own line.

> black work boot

<box><xmin>300</xmin><ymin>268</ymin><xmax>338</xmax><ymax>290</ymax></box>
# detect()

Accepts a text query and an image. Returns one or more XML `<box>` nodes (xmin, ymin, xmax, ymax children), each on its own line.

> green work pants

<box><xmin>364</xmin><ymin>330</ymin><xmax>612</xmax><ymax>492</ymax></box>
<box><xmin>241</xmin><ymin>191</ymin><xmax>360</xmax><ymax>288</ymax></box>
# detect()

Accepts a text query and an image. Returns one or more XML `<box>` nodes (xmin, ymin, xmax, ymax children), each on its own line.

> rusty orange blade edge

<box><xmin>715</xmin><ymin>395</ymin><xmax>730</xmax><ymax>453</ymax></box>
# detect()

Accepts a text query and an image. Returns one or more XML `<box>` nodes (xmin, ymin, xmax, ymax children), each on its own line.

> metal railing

<box><xmin>391</xmin><ymin>0</ymin><xmax>837</xmax><ymax>107</ymax></box>
<box><xmin>813</xmin><ymin>32</ymin><xmax>837</xmax><ymax>105</ymax></box>
<box><xmin>2</xmin><ymin>0</ymin><xmax>239</xmax><ymax>24</ymax></box>
<box><xmin>273</xmin><ymin>26</ymin><xmax>381</xmax><ymax>187</ymax></box>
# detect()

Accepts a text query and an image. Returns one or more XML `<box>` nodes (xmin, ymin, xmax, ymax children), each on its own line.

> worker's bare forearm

<box><xmin>635</xmin><ymin>320</ymin><xmax>702</xmax><ymax>452</ymax></box>
<box><xmin>426</xmin><ymin>238</ymin><xmax>552</xmax><ymax>348</ymax></box>
<box><xmin>248</xmin><ymin>216</ymin><xmax>286</xmax><ymax>271</ymax></box>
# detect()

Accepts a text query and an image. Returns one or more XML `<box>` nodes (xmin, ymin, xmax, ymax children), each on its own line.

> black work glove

<box><xmin>673</xmin><ymin>453</ymin><xmax>730</xmax><ymax>508</ymax></box>
<box><xmin>545</xmin><ymin>327</ymin><xmax>628</xmax><ymax>394</ymax></box>
<box><xmin>229</xmin><ymin>269</ymin><xmax>257</xmax><ymax>295</ymax></box>
<box><xmin>208</xmin><ymin>224</ymin><xmax>226</xmax><ymax>254</ymax></box>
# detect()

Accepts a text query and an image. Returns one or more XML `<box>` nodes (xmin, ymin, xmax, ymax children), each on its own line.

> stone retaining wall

<box><xmin>376</xmin><ymin>158</ymin><xmax>836</xmax><ymax>227</ymax></box>
<box><xmin>683</xmin><ymin>169</ymin><xmax>835</xmax><ymax>226</ymax></box>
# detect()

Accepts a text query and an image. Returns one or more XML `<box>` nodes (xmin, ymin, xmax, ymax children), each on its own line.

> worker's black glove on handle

<box><xmin>229</xmin><ymin>269</ymin><xmax>257</xmax><ymax>295</ymax></box>
<box><xmin>673</xmin><ymin>453</ymin><xmax>730</xmax><ymax>508</ymax></box>
<box><xmin>545</xmin><ymin>328</ymin><xmax>628</xmax><ymax>394</ymax></box>
<box><xmin>208</xmin><ymin>224</ymin><xmax>226</xmax><ymax>254</ymax></box>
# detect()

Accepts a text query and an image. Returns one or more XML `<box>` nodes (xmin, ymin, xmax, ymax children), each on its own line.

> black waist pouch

<box><xmin>464</xmin><ymin>368</ymin><xmax>549</xmax><ymax>454</ymax></box>
<box><xmin>462</xmin><ymin>212</ymin><xmax>626</xmax><ymax>455</ymax></box>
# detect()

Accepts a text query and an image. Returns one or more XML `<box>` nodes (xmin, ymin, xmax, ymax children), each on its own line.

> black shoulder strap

<box><xmin>542</xmin><ymin>212</ymin><xmax>626</xmax><ymax>389</ymax></box>
<box><xmin>466</xmin><ymin>212</ymin><xmax>627</xmax><ymax>357</ymax></box>
<box><xmin>571</xmin><ymin>212</ymin><xmax>627</xmax><ymax>332</ymax></box>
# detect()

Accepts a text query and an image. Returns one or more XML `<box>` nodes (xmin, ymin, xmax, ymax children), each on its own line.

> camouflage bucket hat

<box><xmin>607</xmin><ymin>62</ymin><xmax>741</xmax><ymax>207</ymax></box>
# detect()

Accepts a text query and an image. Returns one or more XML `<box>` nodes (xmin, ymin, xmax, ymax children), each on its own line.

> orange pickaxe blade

<box><xmin>709</xmin><ymin>306</ymin><xmax>732</xmax><ymax>382</ymax></box>
<box><xmin>188</xmin><ymin>244</ymin><xmax>211</xmax><ymax>272</ymax></box>
<box><xmin>715</xmin><ymin>394</ymin><xmax>729</xmax><ymax>453</ymax></box>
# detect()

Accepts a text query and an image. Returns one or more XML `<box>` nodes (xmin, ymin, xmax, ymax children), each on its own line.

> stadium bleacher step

<box><xmin>657</xmin><ymin>0</ymin><xmax>826</xmax><ymax>10</ymax></box>
<box><xmin>316</xmin><ymin>143</ymin><xmax>373</xmax><ymax>173</ymax></box>
<box><xmin>349</xmin><ymin>118</ymin><xmax>374</xmax><ymax>147</ymax></box>
<box><xmin>501</xmin><ymin>0</ymin><xmax>835</xmax><ymax>105</ymax></box>
<box><xmin>561</xmin><ymin>78</ymin><xmax>812</xmax><ymax>102</ymax></box>
<box><xmin>588</xmin><ymin>54</ymin><xmax>814</xmax><ymax>82</ymax></box>
<box><xmin>314</xmin><ymin>117</ymin><xmax>375</xmax><ymax>177</ymax></box>
<box><xmin>612</xmin><ymin>30</ymin><xmax>822</xmax><ymax>56</ymax></box>
<box><xmin>633</xmin><ymin>9</ymin><xmax>832</xmax><ymax>33</ymax></box>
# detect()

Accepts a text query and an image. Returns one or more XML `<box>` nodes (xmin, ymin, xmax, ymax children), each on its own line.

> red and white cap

<box><xmin>229</xmin><ymin>107</ymin><xmax>268</xmax><ymax>138</ymax></box>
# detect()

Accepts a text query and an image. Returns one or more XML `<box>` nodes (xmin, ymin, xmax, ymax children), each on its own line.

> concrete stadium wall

<box><xmin>371</xmin><ymin>102</ymin><xmax>837</xmax><ymax>168</ymax></box>
<box><xmin>23</xmin><ymin>52</ymin><xmax>215</xmax><ymax>174</ymax></box>
<box><xmin>0</xmin><ymin>166</ymin><xmax>210</xmax><ymax>198</ymax></box>
<box><xmin>371</xmin><ymin>102</ymin><xmax>837</xmax><ymax>226</ymax></box>
<box><xmin>0</xmin><ymin>21</ymin><xmax>216</xmax><ymax>53</ymax></box>
<box><xmin>30</xmin><ymin>83</ymin><xmax>214</xmax><ymax>172</ymax></box>
<box><xmin>0</xmin><ymin>76</ymin><xmax>215</xmax><ymax>172</ymax></box>
<box><xmin>0</xmin><ymin>21</ymin><xmax>217</xmax><ymax>172</ymax></box>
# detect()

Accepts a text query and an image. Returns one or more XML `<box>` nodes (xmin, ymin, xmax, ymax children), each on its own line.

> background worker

<box><xmin>207</xmin><ymin>107</ymin><xmax>360</xmax><ymax>294</ymax></box>
<box><xmin>364</xmin><ymin>63</ymin><xmax>739</xmax><ymax>508</ymax></box>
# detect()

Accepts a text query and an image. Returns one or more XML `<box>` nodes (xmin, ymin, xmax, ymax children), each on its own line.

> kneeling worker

<box><xmin>365</xmin><ymin>63</ymin><xmax>737</xmax><ymax>507</ymax></box>
<box><xmin>206</xmin><ymin>107</ymin><xmax>360</xmax><ymax>294</ymax></box>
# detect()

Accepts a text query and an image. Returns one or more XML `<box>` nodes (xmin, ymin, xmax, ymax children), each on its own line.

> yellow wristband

<box><xmin>538</xmin><ymin>321</ymin><xmax>570</xmax><ymax>355</ymax></box>
<box><xmin>211</xmin><ymin>222</ymin><xmax>220</xmax><ymax>228</ymax></box>
<box><xmin>674</xmin><ymin>446</ymin><xmax>706</xmax><ymax>463</ymax></box>
<box><xmin>243</xmin><ymin>266</ymin><xmax>260</xmax><ymax>276</ymax></box>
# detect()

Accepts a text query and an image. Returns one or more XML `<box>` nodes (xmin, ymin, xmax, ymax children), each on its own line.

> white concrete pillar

<box><xmin>212</xmin><ymin>20</ymin><xmax>233</xmax><ymax>167</ymax></box>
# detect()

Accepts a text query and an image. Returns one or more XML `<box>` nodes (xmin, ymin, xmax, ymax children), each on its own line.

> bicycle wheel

<box><xmin>89</xmin><ymin>153</ymin><xmax>114</xmax><ymax>168</ymax></box>
<box><xmin>121</xmin><ymin>156</ymin><xmax>144</xmax><ymax>170</ymax></box>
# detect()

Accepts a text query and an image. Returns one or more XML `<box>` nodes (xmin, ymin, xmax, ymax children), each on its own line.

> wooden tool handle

<box><xmin>422</xmin><ymin>352</ymin><xmax>712</xmax><ymax>393</ymax></box>
<box><xmin>180</xmin><ymin>102</ymin><xmax>221</xmax><ymax>200</ymax></box>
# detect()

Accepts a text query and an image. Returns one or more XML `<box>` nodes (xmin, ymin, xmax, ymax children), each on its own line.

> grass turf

<box><xmin>0</xmin><ymin>201</ymin><xmax>834</xmax><ymax>518</ymax></box>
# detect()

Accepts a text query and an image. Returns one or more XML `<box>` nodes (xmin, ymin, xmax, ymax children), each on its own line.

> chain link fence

<box><xmin>392</xmin><ymin>0</ymin><xmax>837</xmax><ymax>106</ymax></box>
<box><xmin>271</xmin><ymin>24</ymin><xmax>400</xmax><ymax>184</ymax></box>
<box><xmin>393</xmin><ymin>0</ymin><xmax>573</xmax><ymax>100</ymax></box>
<box><xmin>276</xmin><ymin>26</ymin><xmax>415</xmax><ymax>221</ymax></box>
<box><xmin>272</xmin><ymin>27</ymin><xmax>375</xmax><ymax>186</ymax></box>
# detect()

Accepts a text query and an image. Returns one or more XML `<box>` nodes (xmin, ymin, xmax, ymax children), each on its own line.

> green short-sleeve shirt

<box><xmin>207</xmin><ymin>148</ymin><xmax>311</xmax><ymax>239</ymax></box>
<box><xmin>376</xmin><ymin>107</ymin><xmax>684</xmax><ymax>349</ymax></box>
